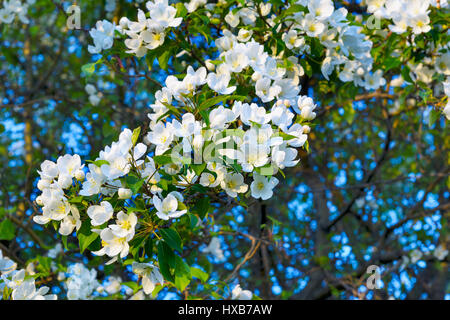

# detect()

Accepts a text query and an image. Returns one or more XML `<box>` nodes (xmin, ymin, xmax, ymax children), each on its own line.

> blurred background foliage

<box><xmin>0</xmin><ymin>0</ymin><xmax>449</xmax><ymax>299</ymax></box>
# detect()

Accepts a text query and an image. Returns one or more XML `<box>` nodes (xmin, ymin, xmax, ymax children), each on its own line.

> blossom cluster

<box><xmin>85</xmin><ymin>84</ymin><xmax>102</xmax><ymax>106</ymax></box>
<box><xmin>0</xmin><ymin>0</ymin><xmax>33</xmax><ymax>24</ymax></box>
<box><xmin>88</xmin><ymin>19</ymin><xmax>118</xmax><ymax>54</ymax></box>
<box><xmin>33</xmin><ymin>129</ymin><xmax>149</xmax><ymax>264</ymax></box>
<box><xmin>0</xmin><ymin>251</ymin><xmax>57</xmax><ymax>300</ymax></box>
<box><xmin>366</xmin><ymin>0</ymin><xmax>447</xmax><ymax>34</ymax></box>
<box><xmin>145</xmin><ymin>63</ymin><xmax>314</xmax><ymax>200</ymax></box>
<box><xmin>290</xmin><ymin>1</ymin><xmax>383</xmax><ymax>90</ymax></box>
<box><xmin>65</xmin><ymin>263</ymin><xmax>100</xmax><ymax>300</ymax></box>
<box><xmin>120</xmin><ymin>0</ymin><xmax>182</xmax><ymax>57</ymax></box>
<box><xmin>33</xmin><ymin>154</ymin><xmax>84</xmax><ymax>235</ymax></box>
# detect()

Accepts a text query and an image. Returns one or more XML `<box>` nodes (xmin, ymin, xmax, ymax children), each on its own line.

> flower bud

<box><xmin>118</xmin><ymin>188</ymin><xmax>132</xmax><ymax>199</ymax></box>
<box><xmin>205</xmin><ymin>59</ymin><xmax>215</xmax><ymax>72</ymax></box>
<box><xmin>75</xmin><ymin>169</ymin><xmax>85</xmax><ymax>181</ymax></box>
<box><xmin>251</xmin><ymin>71</ymin><xmax>262</xmax><ymax>82</ymax></box>
<box><xmin>37</xmin><ymin>179</ymin><xmax>50</xmax><ymax>191</ymax></box>
<box><xmin>302</xmin><ymin>125</ymin><xmax>311</xmax><ymax>134</ymax></box>
<box><xmin>406</xmin><ymin>98</ymin><xmax>416</xmax><ymax>107</ymax></box>
<box><xmin>36</xmin><ymin>196</ymin><xmax>44</xmax><ymax>206</ymax></box>
<box><xmin>58</xmin><ymin>174</ymin><xmax>73</xmax><ymax>189</ymax></box>
<box><xmin>301</xmin><ymin>106</ymin><xmax>316</xmax><ymax>120</ymax></box>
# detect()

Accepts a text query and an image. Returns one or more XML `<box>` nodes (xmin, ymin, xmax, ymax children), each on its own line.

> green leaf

<box><xmin>191</xmin><ymin>163</ymin><xmax>206</xmax><ymax>176</ymax></box>
<box><xmin>429</xmin><ymin>108</ymin><xmax>441</xmax><ymax>127</ymax></box>
<box><xmin>197</xmin><ymin>95</ymin><xmax>246</xmax><ymax>112</ymax></box>
<box><xmin>192</xmin><ymin>197</ymin><xmax>210</xmax><ymax>219</ymax></box>
<box><xmin>0</xmin><ymin>219</ymin><xmax>16</xmax><ymax>241</ymax></box>
<box><xmin>176</xmin><ymin>2</ymin><xmax>188</xmax><ymax>18</ymax></box>
<box><xmin>153</xmin><ymin>155</ymin><xmax>173</xmax><ymax>165</ymax></box>
<box><xmin>81</xmin><ymin>63</ymin><xmax>96</xmax><ymax>77</ymax></box>
<box><xmin>299</xmin><ymin>59</ymin><xmax>313</xmax><ymax>77</ymax></box>
<box><xmin>157</xmin><ymin>241</ymin><xmax>175</xmax><ymax>282</ymax></box>
<box><xmin>160</xmin><ymin>228</ymin><xmax>182</xmax><ymax>253</ymax></box>
<box><xmin>77</xmin><ymin>221</ymin><xmax>99</xmax><ymax>254</ymax></box>
<box><xmin>190</xmin><ymin>267</ymin><xmax>209</xmax><ymax>283</ymax></box>
<box><xmin>145</xmin><ymin>237</ymin><xmax>153</xmax><ymax>257</ymax></box>
<box><xmin>174</xmin><ymin>255</ymin><xmax>191</xmax><ymax>291</ymax></box>
<box><xmin>129</xmin><ymin>236</ymin><xmax>147</xmax><ymax>258</ymax></box>
<box><xmin>188</xmin><ymin>213</ymin><xmax>199</xmax><ymax>229</ymax></box>
<box><xmin>158</xmin><ymin>49</ymin><xmax>171</xmax><ymax>71</ymax></box>
<box><xmin>132</xmin><ymin>127</ymin><xmax>141</xmax><ymax>146</ymax></box>
<box><xmin>61</xmin><ymin>235</ymin><xmax>68</xmax><ymax>250</ymax></box>
<box><xmin>86</xmin><ymin>159</ymin><xmax>110</xmax><ymax>167</ymax></box>
<box><xmin>122</xmin><ymin>281</ymin><xmax>139</xmax><ymax>293</ymax></box>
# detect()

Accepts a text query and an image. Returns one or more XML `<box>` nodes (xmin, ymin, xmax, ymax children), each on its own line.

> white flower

<box><xmin>202</xmin><ymin>237</ymin><xmax>225</xmax><ymax>260</ymax></box>
<box><xmin>109</xmin><ymin>211</ymin><xmax>137</xmax><ymax>240</ymax></box>
<box><xmin>250</xmin><ymin>174</ymin><xmax>279</xmax><ymax>200</ymax></box>
<box><xmin>74</xmin><ymin>169</ymin><xmax>85</xmax><ymax>181</ymax></box>
<box><xmin>435</xmin><ymin>52</ymin><xmax>450</xmax><ymax>76</ymax></box>
<box><xmin>220</xmin><ymin>172</ymin><xmax>248</xmax><ymax>198</ymax></box>
<box><xmin>283</xmin><ymin>123</ymin><xmax>308</xmax><ymax>147</ymax></box>
<box><xmin>433</xmin><ymin>244</ymin><xmax>448</xmax><ymax>261</ymax></box>
<box><xmin>237</xmin><ymin>28</ymin><xmax>253</xmax><ymax>42</ymax></box>
<box><xmin>88</xmin><ymin>20</ymin><xmax>116</xmax><ymax>54</ymax></box>
<box><xmin>255</xmin><ymin>77</ymin><xmax>281</xmax><ymax>103</ymax></box>
<box><xmin>236</xmin><ymin>142</ymin><xmax>270</xmax><ymax>173</ymax></box>
<box><xmin>79</xmin><ymin>164</ymin><xmax>106</xmax><ymax>196</ymax></box>
<box><xmin>410</xmin><ymin>249</ymin><xmax>423</xmax><ymax>264</ymax></box>
<box><xmin>209</xmin><ymin>105</ymin><xmax>237</xmax><ymax>130</ymax></box>
<box><xmin>240</xmin><ymin>103</ymin><xmax>271</xmax><ymax>126</ymax></box>
<box><xmin>185</xmin><ymin>0</ymin><xmax>207</xmax><ymax>13</ymax></box>
<box><xmin>87</xmin><ymin>201</ymin><xmax>114</xmax><ymax>226</ymax></box>
<box><xmin>282</xmin><ymin>30</ymin><xmax>304</xmax><ymax>50</ymax></box>
<box><xmin>57</xmin><ymin>154</ymin><xmax>82</xmax><ymax>178</ymax></box>
<box><xmin>224</xmin><ymin>45</ymin><xmax>249</xmax><ymax>73</ymax></box>
<box><xmin>199</xmin><ymin>172</ymin><xmax>215</xmax><ymax>187</ymax></box>
<box><xmin>11</xmin><ymin>279</ymin><xmax>56</xmax><ymax>300</ymax></box>
<box><xmin>85</xmin><ymin>84</ymin><xmax>97</xmax><ymax>95</ymax></box>
<box><xmin>142</xmin><ymin>30</ymin><xmax>165</xmax><ymax>49</ymax></box>
<box><xmin>295</xmin><ymin>96</ymin><xmax>317</xmax><ymax>120</ymax></box>
<box><xmin>301</xmin><ymin>13</ymin><xmax>325</xmax><ymax>37</ymax></box>
<box><xmin>172</xmin><ymin>113</ymin><xmax>199</xmax><ymax>138</ymax></box>
<box><xmin>363</xmin><ymin>70</ymin><xmax>386</xmax><ymax>90</ymax></box>
<box><xmin>59</xmin><ymin>206</ymin><xmax>81</xmax><ymax>236</ymax></box>
<box><xmin>0</xmin><ymin>250</ymin><xmax>17</xmax><ymax>274</ymax></box>
<box><xmin>104</xmin><ymin>276</ymin><xmax>122</xmax><ymax>295</ymax></box>
<box><xmin>443</xmin><ymin>102</ymin><xmax>450</xmax><ymax>121</ymax></box>
<box><xmin>40</xmin><ymin>198</ymin><xmax>71</xmax><ymax>222</ymax></box>
<box><xmin>38</xmin><ymin>160</ymin><xmax>58</xmax><ymax>181</ymax></box>
<box><xmin>308</xmin><ymin>0</ymin><xmax>334</xmax><ymax>21</ymax></box>
<box><xmin>207</xmin><ymin>71</ymin><xmax>236</xmax><ymax>95</ymax></box>
<box><xmin>231</xmin><ymin>284</ymin><xmax>252</xmax><ymax>300</ymax></box>
<box><xmin>271</xmin><ymin>144</ymin><xmax>299</xmax><ymax>169</ymax></box>
<box><xmin>271</xmin><ymin>102</ymin><xmax>294</xmax><ymax>128</ymax></box>
<box><xmin>132</xmin><ymin>262</ymin><xmax>164</xmax><ymax>295</ymax></box>
<box><xmin>47</xmin><ymin>244</ymin><xmax>63</xmax><ymax>259</ymax></box>
<box><xmin>147</xmin><ymin>0</ymin><xmax>182</xmax><ymax>29</ymax></box>
<box><xmin>129</xmin><ymin>290</ymin><xmax>146</xmax><ymax>300</ymax></box>
<box><xmin>146</xmin><ymin>122</ymin><xmax>174</xmax><ymax>155</ymax></box>
<box><xmin>3</xmin><ymin>269</ymin><xmax>25</xmax><ymax>289</ymax></box>
<box><xmin>66</xmin><ymin>263</ymin><xmax>99</xmax><ymax>300</ymax></box>
<box><xmin>225</xmin><ymin>11</ymin><xmax>240</xmax><ymax>27</ymax></box>
<box><xmin>118</xmin><ymin>188</ymin><xmax>133</xmax><ymax>199</ymax></box>
<box><xmin>153</xmin><ymin>191</ymin><xmax>187</xmax><ymax>220</ymax></box>
<box><xmin>92</xmin><ymin>228</ymin><xmax>130</xmax><ymax>263</ymax></box>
